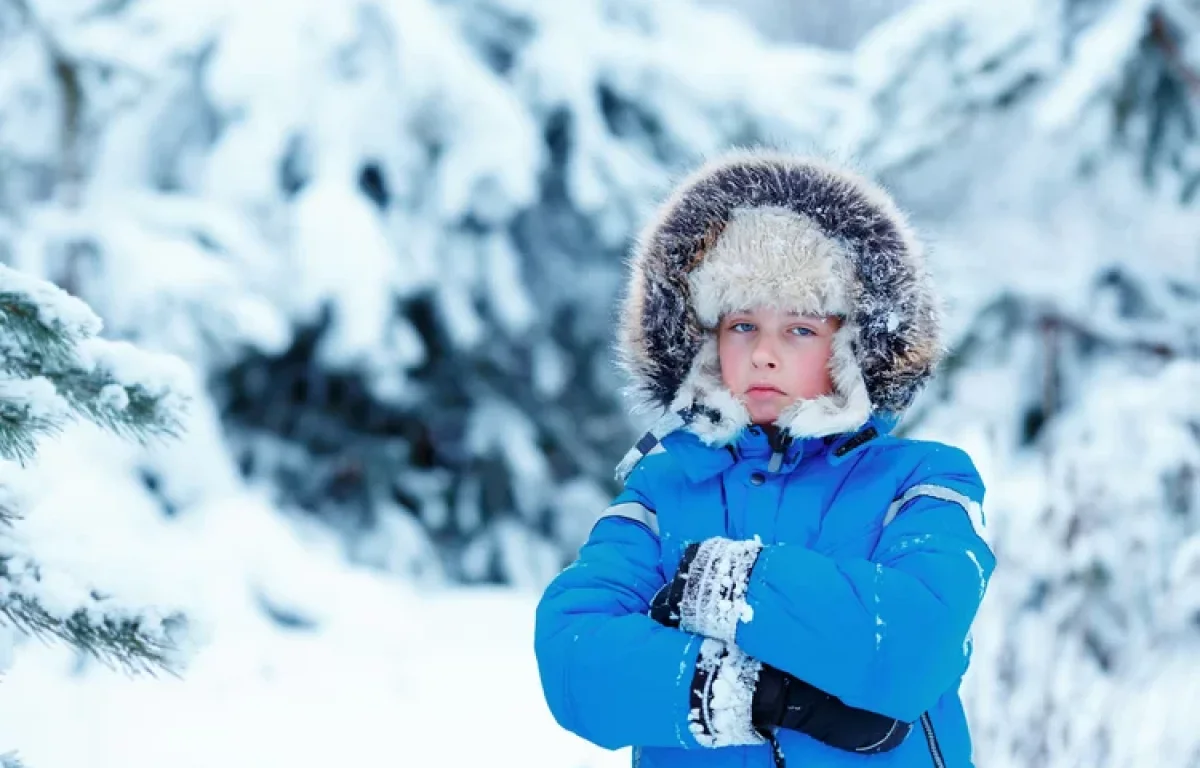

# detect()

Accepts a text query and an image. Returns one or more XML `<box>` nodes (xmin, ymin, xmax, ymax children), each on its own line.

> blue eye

<box><xmin>731</xmin><ymin>322</ymin><xmax>755</xmax><ymax>333</ymax></box>
<box><xmin>790</xmin><ymin>326</ymin><xmax>816</xmax><ymax>337</ymax></box>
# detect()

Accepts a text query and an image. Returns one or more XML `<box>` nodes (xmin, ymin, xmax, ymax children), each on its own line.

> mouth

<box><xmin>745</xmin><ymin>385</ymin><xmax>786</xmax><ymax>398</ymax></box>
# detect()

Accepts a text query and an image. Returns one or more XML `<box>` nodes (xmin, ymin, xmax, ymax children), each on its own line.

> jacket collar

<box><xmin>659</xmin><ymin>413</ymin><xmax>895</xmax><ymax>483</ymax></box>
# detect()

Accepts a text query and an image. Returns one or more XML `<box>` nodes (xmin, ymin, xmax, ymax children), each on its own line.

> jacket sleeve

<box><xmin>741</xmin><ymin>444</ymin><xmax>993</xmax><ymax>721</ymax></box>
<box><xmin>534</xmin><ymin>458</ymin><xmax>722</xmax><ymax>751</ymax></box>
<box><xmin>678</xmin><ymin>444</ymin><xmax>994</xmax><ymax>723</ymax></box>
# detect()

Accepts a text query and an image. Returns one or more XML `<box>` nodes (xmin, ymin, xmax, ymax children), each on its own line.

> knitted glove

<box><xmin>651</xmin><ymin>541</ymin><xmax>912</xmax><ymax>755</ymax></box>
<box><xmin>687</xmin><ymin>639</ymin><xmax>765</xmax><ymax>748</ymax></box>
<box><xmin>649</xmin><ymin>538</ymin><xmax>762</xmax><ymax>643</ymax></box>
<box><xmin>648</xmin><ymin>542</ymin><xmax>699</xmax><ymax>628</ymax></box>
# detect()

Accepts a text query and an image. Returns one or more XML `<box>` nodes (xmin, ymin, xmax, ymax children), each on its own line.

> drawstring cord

<box><xmin>759</xmin><ymin>728</ymin><xmax>786</xmax><ymax>768</ymax></box>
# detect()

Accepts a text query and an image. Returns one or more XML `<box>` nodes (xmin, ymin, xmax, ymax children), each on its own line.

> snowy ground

<box><xmin>1</xmin><ymin>580</ymin><xmax>620</xmax><ymax>768</ymax></box>
<box><xmin>0</xmin><ymin>424</ymin><xmax>623</xmax><ymax>768</ymax></box>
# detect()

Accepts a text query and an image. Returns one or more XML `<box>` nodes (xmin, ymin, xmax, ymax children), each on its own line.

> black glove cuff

<box><xmin>648</xmin><ymin>542</ymin><xmax>700</xmax><ymax>627</ymax></box>
<box><xmin>677</xmin><ymin>541</ymin><xmax>701</xmax><ymax>572</ymax></box>
<box><xmin>751</xmin><ymin>664</ymin><xmax>789</xmax><ymax>727</ymax></box>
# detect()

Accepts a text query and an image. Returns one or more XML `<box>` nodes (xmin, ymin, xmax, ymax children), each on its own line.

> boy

<box><xmin>534</xmin><ymin>150</ymin><xmax>994</xmax><ymax>768</ymax></box>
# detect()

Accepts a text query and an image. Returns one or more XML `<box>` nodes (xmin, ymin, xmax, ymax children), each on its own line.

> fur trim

<box><xmin>617</xmin><ymin>149</ymin><xmax>943</xmax><ymax>440</ymax></box>
<box><xmin>668</xmin><ymin>336</ymin><xmax>749</xmax><ymax>445</ymax></box>
<box><xmin>688</xmin><ymin>206</ymin><xmax>855</xmax><ymax>329</ymax></box>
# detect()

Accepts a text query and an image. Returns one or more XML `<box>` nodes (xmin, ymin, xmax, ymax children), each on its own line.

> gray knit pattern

<box><xmin>678</xmin><ymin>537</ymin><xmax>762</xmax><ymax>645</ymax></box>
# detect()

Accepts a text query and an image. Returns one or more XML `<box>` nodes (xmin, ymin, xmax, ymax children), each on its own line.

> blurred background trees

<box><xmin>0</xmin><ymin>0</ymin><xmax>1195</xmax><ymax>765</ymax></box>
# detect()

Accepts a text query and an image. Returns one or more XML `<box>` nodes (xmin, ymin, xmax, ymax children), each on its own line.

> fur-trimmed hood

<box><xmin>617</xmin><ymin>150</ymin><xmax>943</xmax><ymax>445</ymax></box>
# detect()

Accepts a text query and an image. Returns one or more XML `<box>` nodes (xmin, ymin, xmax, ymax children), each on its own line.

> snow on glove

<box><xmin>685</xmin><ymin>641</ymin><xmax>912</xmax><ymax>754</ymax></box>
<box><xmin>752</xmin><ymin>663</ymin><xmax>913</xmax><ymax>754</ymax></box>
<box><xmin>687</xmin><ymin>638</ymin><xmax>765</xmax><ymax>748</ymax></box>
<box><xmin>658</xmin><ymin>537</ymin><xmax>762</xmax><ymax>644</ymax></box>
<box><xmin>653</xmin><ymin>542</ymin><xmax>912</xmax><ymax>755</ymax></box>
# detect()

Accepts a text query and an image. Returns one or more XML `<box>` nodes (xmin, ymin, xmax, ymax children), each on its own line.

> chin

<box><xmin>747</xmin><ymin>407</ymin><xmax>782</xmax><ymax>424</ymax></box>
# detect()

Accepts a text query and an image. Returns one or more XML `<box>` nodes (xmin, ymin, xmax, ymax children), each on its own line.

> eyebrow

<box><xmin>729</xmin><ymin>309</ymin><xmax>812</xmax><ymax>316</ymax></box>
<box><xmin>725</xmin><ymin>310</ymin><xmax>834</xmax><ymax>323</ymax></box>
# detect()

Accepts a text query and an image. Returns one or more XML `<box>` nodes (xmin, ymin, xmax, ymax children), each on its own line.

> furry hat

<box><xmin>617</xmin><ymin>149</ymin><xmax>943</xmax><ymax>445</ymax></box>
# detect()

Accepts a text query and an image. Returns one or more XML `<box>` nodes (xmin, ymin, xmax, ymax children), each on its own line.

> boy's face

<box><xmin>717</xmin><ymin>306</ymin><xmax>841</xmax><ymax>425</ymax></box>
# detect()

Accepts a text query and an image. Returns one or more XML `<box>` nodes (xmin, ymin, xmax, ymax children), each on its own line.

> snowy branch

<box><xmin>0</xmin><ymin>268</ymin><xmax>191</xmax><ymax>464</ymax></box>
<box><xmin>0</xmin><ymin>554</ymin><xmax>184</xmax><ymax>675</ymax></box>
<box><xmin>0</xmin><ymin>267</ymin><xmax>190</xmax><ymax>680</ymax></box>
<box><xmin>945</xmin><ymin>289</ymin><xmax>1198</xmax><ymax>374</ymax></box>
<box><xmin>0</xmin><ymin>501</ymin><xmax>18</xmax><ymax>528</ymax></box>
<box><xmin>1036</xmin><ymin>305</ymin><xmax>1198</xmax><ymax>362</ymax></box>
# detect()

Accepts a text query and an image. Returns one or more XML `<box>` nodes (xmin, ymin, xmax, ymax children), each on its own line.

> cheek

<box><xmin>717</xmin><ymin>336</ymin><xmax>746</xmax><ymax>388</ymax></box>
<box><xmin>786</xmin><ymin>342</ymin><xmax>836</xmax><ymax>394</ymax></box>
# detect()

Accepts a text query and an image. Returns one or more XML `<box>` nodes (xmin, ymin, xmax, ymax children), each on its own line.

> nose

<box><xmin>751</xmin><ymin>335</ymin><xmax>779</xmax><ymax>369</ymax></box>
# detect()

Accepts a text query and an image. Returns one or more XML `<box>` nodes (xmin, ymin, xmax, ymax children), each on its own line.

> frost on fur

<box><xmin>618</xmin><ymin>151</ymin><xmax>942</xmax><ymax>443</ymax></box>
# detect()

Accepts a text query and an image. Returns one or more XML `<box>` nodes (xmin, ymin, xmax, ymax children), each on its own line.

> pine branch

<box><xmin>0</xmin><ymin>557</ymin><xmax>184</xmax><ymax>675</ymax></box>
<box><xmin>0</xmin><ymin>595</ymin><xmax>178</xmax><ymax>675</ymax></box>
<box><xmin>0</xmin><ymin>500</ymin><xmax>19</xmax><ymax>527</ymax></box>
<box><xmin>46</xmin><ymin>367</ymin><xmax>186</xmax><ymax>445</ymax></box>
<box><xmin>0</xmin><ymin>290</ymin><xmax>95</xmax><ymax>369</ymax></box>
<box><xmin>0</xmin><ymin>372</ymin><xmax>184</xmax><ymax>468</ymax></box>
<box><xmin>0</xmin><ymin>269</ymin><xmax>190</xmax><ymax>683</ymax></box>
<box><xmin>941</xmin><ymin>290</ymin><xmax>1198</xmax><ymax>379</ymax></box>
<box><xmin>0</xmin><ymin>274</ymin><xmax>191</xmax><ymax>464</ymax></box>
<box><xmin>0</xmin><ymin>395</ymin><xmax>63</xmax><ymax>466</ymax></box>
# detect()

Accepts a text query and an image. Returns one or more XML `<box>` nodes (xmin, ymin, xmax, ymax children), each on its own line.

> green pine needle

<box><xmin>0</xmin><ymin>587</ymin><xmax>182</xmax><ymax>676</ymax></box>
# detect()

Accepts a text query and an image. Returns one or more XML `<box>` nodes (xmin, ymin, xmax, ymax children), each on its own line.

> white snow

<box><xmin>679</xmin><ymin>537</ymin><xmax>762</xmax><ymax>644</ymax></box>
<box><xmin>288</xmin><ymin>177</ymin><xmax>406</xmax><ymax>370</ymax></box>
<box><xmin>687</xmin><ymin>638</ymin><xmax>762</xmax><ymax>748</ymax></box>
<box><xmin>0</xmin><ymin>377</ymin><xmax>69</xmax><ymax>428</ymax></box>
<box><xmin>0</xmin><ymin>1</ymin><xmax>1197</xmax><ymax>767</ymax></box>
<box><xmin>466</xmin><ymin>398</ymin><xmax>553</xmax><ymax>521</ymax></box>
<box><xmin>0</xmin><ymin>421</ymin><xmax>622</xmax><ymax>768</ymax></box>
<box><xmin>0</xmin><ymin>587</ymin><xmax>623</xmax><ymax>768</ymax></box>
<box><xmin>77</xmin><ymin>338</ymin><xmax>196</xmax><ymax>403</ymax></box>
<box><xmin>1034</xmin><ymin>0</ymin><xmax>1154</xmax><ymax>134</ymax></box>
<box><xmin>0</xmin><ymin>263</ymin><xmax>103</xmax><ymax>341</ymax></box>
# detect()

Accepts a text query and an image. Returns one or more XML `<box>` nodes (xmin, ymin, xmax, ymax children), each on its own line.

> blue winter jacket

<box><xmin>534</xmin><ymin>418</ymin><xmax>994</xmax><ymax>767</ymax></box>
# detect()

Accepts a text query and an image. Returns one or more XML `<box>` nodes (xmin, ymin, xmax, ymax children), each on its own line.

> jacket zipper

<box><xmin>920</xmin><ymin>713</ymin><xmax>946</xmax><ymax>768</ymax></box>
<box><xmin>767</xmin><ymin>449</ymin><xmax>784</xmax><ymax>473</ymax></box>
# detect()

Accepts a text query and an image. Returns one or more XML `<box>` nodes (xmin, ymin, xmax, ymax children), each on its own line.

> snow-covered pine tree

<box><xmin>0</xmin><ymin>262</ymin><xmax>190</xmax><ymax>761</ymax></box>
<box><xmin>215</xmin><ymin>0</ymin><xmax>861</xmax><ymax>586</ymax></box>
<box><xmin>700</xmin><ymin>0</ymin><xmax>914</xmax><ymax>48</ymax></box>
<box><xmin>2</xmin><ymin>0</ymin><xmax>1196</xmax><ymax>762</ymax></box>
<box><xmin>843</xmin><ymin>1</ymin><xmax>1200</xmax><ymax>765</ymax></box>
<box><xmin>1</xmin><ymin>0</ymin><xmax>856</xmax><ymax>586</ymax></box>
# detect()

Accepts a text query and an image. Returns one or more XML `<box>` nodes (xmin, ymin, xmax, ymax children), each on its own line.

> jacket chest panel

<box><xmin>656</xmin><ymin>456</ymin><xmax>894</xmax><ymax>573</ymax></box>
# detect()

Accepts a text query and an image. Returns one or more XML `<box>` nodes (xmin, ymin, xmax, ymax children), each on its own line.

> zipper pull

<box><xmin>765</xmin><ymin>426</ymin><xmax>790</xmax><ymax>473</ymax></box>
<box><xmin>768</xmin><ymin>450</ymin><xmax>784</xmax><ymax>473</ymax></box>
